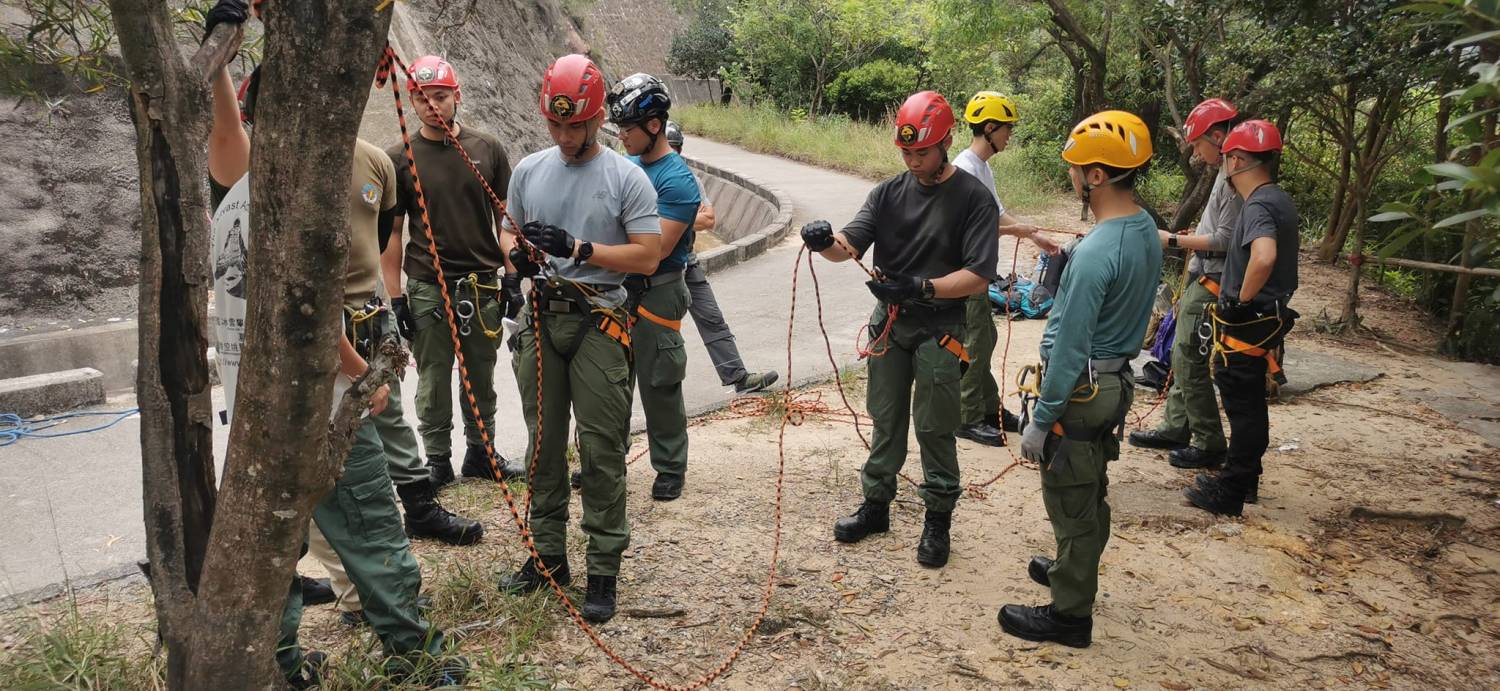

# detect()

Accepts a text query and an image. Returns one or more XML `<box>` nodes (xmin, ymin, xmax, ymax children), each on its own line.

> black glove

<box><xmin>865</xmin><ymin>272</ymin><xmax>932</xmax><ymax>305</ymax></box>
<box><xmin>801</xmin><ymin>220</ymin><xmax>834</xmax><ymax>252</ymax></box>
<box><xmin>1218</xmin><ymin>297</ymin><xmax>1256</xmax><ymax>323</ymax></box>
<box><xmin>501</xmin><ymin>273</ymin><xmax>525</xmax><ymax>320</ymax></box>
<box><xmin>509</xmin><ymin>246</ymin><xmax>542</xmax><ymax>279</ymax></box>
<box><xmin>522</xmin><ymin>221</ymin><xmax>576</xmax><ymax>259</ymax></box>
<box><xmin>390</xmin><ymin>296</ymin><xmax>415</xmax><ymax>341</ymax></box>
<box><xmin>202</xmin><ymin>0</ymin><xmax>249</xmax><ymax>42</ymax></box>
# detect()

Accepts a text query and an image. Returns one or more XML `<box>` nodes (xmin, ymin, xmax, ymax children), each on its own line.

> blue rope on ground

<box><xmin>0</xmin><ymin>409</ymin><xmax>141</xmax><ymax>447</ymax></box>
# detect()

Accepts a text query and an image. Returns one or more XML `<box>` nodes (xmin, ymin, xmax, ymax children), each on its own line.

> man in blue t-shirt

<box><xmin>609</xmin><ymin>74</ymin><xmax>700</xmax><ymax>501</ymax></box>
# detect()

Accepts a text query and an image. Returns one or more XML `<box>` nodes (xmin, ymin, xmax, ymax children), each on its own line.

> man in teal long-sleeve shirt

<box><xmin>1000</xmin><ymin>111</ymin><xmax>1162</xmax><ymax>649</ymax></box>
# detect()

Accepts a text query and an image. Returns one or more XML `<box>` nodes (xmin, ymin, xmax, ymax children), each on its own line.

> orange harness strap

<box><xmin>636</xmin><ymin>306</ymin><xmax>682</xmax><ymax>331</ymax></box>
<box><xmin>1219</xmin><ymin>333</ymin><xmax>1284</xmax><ymax>380</ymax></box>
<box><xmin>936</xmin><ymin>333</ymin><xmax>971</xmax><ymax>365</ymax></box>
<box><xmin>1197</xmin><ymin>274</ymin><xmax>1221</xmax><ymax>297</ymax></box>
<box><xmin>597</xmin><ymin>312</ymin><xmax>632</xmax><ymax>349</ymax></box>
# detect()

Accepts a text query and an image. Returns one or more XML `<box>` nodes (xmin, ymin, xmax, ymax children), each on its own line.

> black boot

<box><xmin>955</xmin><ymin>422</ymin><xmax>1004</xmax><ymax>447</ymax></box>
<box><xmin>571</xmin><ymin>469</ymin><xmax>582</xmax><ymax>489</ymax></box>
<box><xmin>1184</xmin><ymin>475</ymin><xmax>1245</xmax><ymax>516</ymax></box>
<box><xmin>499</xmin><ymin>554</ymin><xmax>570</xmax><ymax>594</ymax></box>
<box><xmin>1128</xmin><ymin>429</ymin><xmax>1188</xmax><ymax>450</ymax></box>
<box><xmin>300</xmin><ymin>575</ymin><xmax>336</xmax><ymax>606</ymax></box>
<box><xmin>581</xmin><ymin>575</ymin><xmax>618</xmax><ymax>623</ymax></box>
<box><xmin>461</xmin><ymin>444</ymin><xmax>523</xmax><ymax>482</ymax></box>
<box><xmin>1196</xmin><ymin>473</ymin><xmax>1258</xmax><ymax>504</ymax></box>
<box><xmin>994</xmin><ymin>408</ymin><xmax>1022</xmax><ymax>434</ymax></box>
<box><xmin>427</xmin><ymin>453</ymin><xmax>456</xmax><ymax>488</ymax></box>
<box><xmin>833</xmin><ymin>500</ymin><xmax>890</xmax><ymax>544</ymax></box>
<box><xmin>1169</xmin><ymin>446</ymin><xmax>1225</xmax><ymax>469</ymax></box>
<box><xmin>916</xmin><ymin>509</ymin><xmax>952</xmax><ymax>567</ymax></box>
<box><xmin>398</xmin><ymin>482</ymin><xmax>484</xmax><ymax>546</ymax></box>
<box><xmin>1027</xmin><ymin>555</ymin><xmax>1053</xmax><ymax>587</ymax></box>
<box><xmin>998</xmin><ymin>604</ymin><xmax>1092</xmax><ymax>648</ymax></box>
<box><xmin>285</xmin><ymin>650</ymin><xmax>328</xmax><ymax>690</ymax></box>
<box><xmin>651</xmin><ymin>473</ymin><xmax>684</xmax><ymax>501</ymax></box>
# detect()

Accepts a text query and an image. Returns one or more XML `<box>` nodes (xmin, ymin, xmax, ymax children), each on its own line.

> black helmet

<box><xmin>665</xmin><ymin>120</ymin><xmax>684</xmax><ymax>149</ymax></box>
<box><xmin>607</xmin><ymin>73</ymin><xmax>672</xmax><ymax>125</ymax></box>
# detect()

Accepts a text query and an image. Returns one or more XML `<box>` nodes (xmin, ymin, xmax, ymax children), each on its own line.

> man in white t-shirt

<box><xmin>951</xmin><ymin>92</ymin><xmax>1060</xmax><ymax>448</ymax></box>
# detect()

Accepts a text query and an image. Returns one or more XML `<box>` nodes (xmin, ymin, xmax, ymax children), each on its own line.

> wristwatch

<box><xmin>920</xmin><ymin>279</ymin><xmax>936</xmax><ymax>300</ymax></box>
<box><xmin>573</xmin><ymin>240</ymin><xmax>594</xmax><ymax>266</ymax></box>
<box><xmin>1168</xmin><ymin>234</ymin><xmax>1179</xmax><ymax>249</ymax></box>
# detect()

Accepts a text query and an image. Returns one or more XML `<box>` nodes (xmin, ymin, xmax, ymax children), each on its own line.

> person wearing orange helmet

<box><xmin>799</xmin><ymin>90</ymin><xmax>999</xmax><ymax>569</ymax></box>
<box><xmin>1002</xmin><ymin>110</ymin><xmax>1163</xmax><ymax>649</ymax></box>
<box><xmin>496</xmin><ymin>54</ymin><xmax>664</xmax><ymax>624</ymax></box>
<box><xmin>1184</xmin><ymin>119</ymin><xmax>1298</xmax><ymax>517</ymax></box>
<box><xmin>381</xmin><ymin>55</ymin><xmax>524</xmax><ymax>490</ymax></box>
<box><xmin>1129</xmin><ymin>98</ymin><xmax>1243</xmax><ymax>473</ymax></box>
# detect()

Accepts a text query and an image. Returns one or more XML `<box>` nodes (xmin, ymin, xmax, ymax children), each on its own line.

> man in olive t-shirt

<box><xmin>381</xmin><ymin>56</ymin><xmax>521</xmax><ymax>487</ymax></box>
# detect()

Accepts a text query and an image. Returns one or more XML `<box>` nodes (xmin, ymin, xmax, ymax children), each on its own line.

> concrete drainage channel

<box><xmin>0</xmin><ymin>157</ymin><xmax>792</xmax><ymax>416</ymax></box>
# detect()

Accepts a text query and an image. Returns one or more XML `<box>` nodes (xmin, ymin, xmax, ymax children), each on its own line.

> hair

<box><xmin>969</xmin><ymin>121</ymin><xmax>1010</xmax><ymax>137</ymax></box>
<box><xmin>1086</xmin><ymin>162</ymin><xmax>1144</xmax><ymax>190</ymax></box>
<box><xmin>1204</xmin><ymin>116</ymin><xmax>1241</xmax><ymax>141</ymax></box>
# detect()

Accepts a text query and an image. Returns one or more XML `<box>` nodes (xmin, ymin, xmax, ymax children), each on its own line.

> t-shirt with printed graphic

<box><xmin>387</xmin><ymin>128</ymin><xmax>510</xmax><ymax>283</ymax></box>
<box><xmin>627</xmin><ymin>151</ymin><xmax>700</xmax><ymax>275</ymax></box>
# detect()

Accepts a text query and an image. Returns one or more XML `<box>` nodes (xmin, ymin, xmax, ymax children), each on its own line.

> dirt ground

<box><xmin>6</xmin><ymin>212</ymin><xmax>1499</xmax><ymax>689</ymax></box>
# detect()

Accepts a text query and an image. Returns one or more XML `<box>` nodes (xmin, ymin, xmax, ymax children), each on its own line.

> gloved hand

<box><xmin>509</xmin><ymin>246</ymin><xmax>542</xmax><ymax>279</ymax></box>
<box><xmin>390</xmin><ymin>296</ymin><xmax>415</xmax><ymax>341</ymax></box>
<box><xmin>1218</xmin><ymin>297</ymin><xmax>1257</xmax><ymax>323</ymax></box>
<box><xmin>202</xmin><ymin>0</ymin><xmax>250</xmax><ymax>42</ymax></box>
<box><xmin>1020</xmin><ymin>421</ymin><xmax>1050</xmax><ymax>464</ymax></box>
<box><xmin>522</xmin><ymin>221</ymin><xmax>576</xmax><ymax>259</ymax></box>
<box><xmin>865</xmin><ymin>272</ymin><xmax>932</xmax><ymax>304</ymax></box>
<box><xmin>800</xmin><ymin>220</ymin><xmax>834</xmax><ymax>252</ymax></box>
<box><xmin>500</xmin><ymin>273</ymin><xmax>525</xmax><ymax>319</ymax></box>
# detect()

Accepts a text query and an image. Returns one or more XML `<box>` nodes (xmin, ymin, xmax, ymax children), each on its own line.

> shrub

<box><xmin>826</xmin><ymin>59</ymin><xmax>919</xmax><ymax>121</ymax></box>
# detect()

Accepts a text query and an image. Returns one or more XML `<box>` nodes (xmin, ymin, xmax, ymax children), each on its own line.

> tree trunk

<box><xmin>1338</xmin><ymin>88</ymin><xmax>1403</xmax><ymax>327</ymax></box>
<box><xmin>109</xmin><ymin>2</ymin><xmax>394</xmax><ymax>686</ymax></box>
<box><xmin>1317</xmin><ymin>88</ymin><xmax>1358</xmax><ymax>262</ymax></box>
<box><xmin>1446</xmin><ymin>108</ymin><xmax>1497</xmax><ymax>345</ymax></box>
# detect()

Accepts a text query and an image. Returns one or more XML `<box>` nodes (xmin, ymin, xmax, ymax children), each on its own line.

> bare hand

<box><xmin>1030</xmin><ymin>231</ymin><xmax>1061</xmax><ymax>256</ymax></box>
<box><xmin>1158</xmin><ymin>229</ymin><xmax>1174</xmax><ymax>248</ymax></box>
<box><xmin>369</xmin><ymin>383</ymin><xmax>390</xmax><ymax>416</ymax></box>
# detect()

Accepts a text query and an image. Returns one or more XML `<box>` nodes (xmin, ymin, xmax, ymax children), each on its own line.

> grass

<box><xmin>0</xmin><ymin>596</ymin><xmax>165</xmax><ymax>690</ymax></box>
<box><xmin>675</xmin><ymin>103</ymin><xmax>1059</xmax><ymax>213</ymax></box>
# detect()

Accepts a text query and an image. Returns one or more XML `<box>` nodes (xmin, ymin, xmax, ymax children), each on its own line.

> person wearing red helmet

<box><xmin>497</xmin><ymin>54</ymin><xmax>663</xmax><ymax>623</ymax></box>
<box><xmin>800</xmin><ymin>90</ymin><xmax>999</xmax><ymax>569</ymax></box>
<box><xmin>381</xmin><ymin>55</ymin><xmax>524</xmax><ymax>491</ymax></box>
<box><xmin>1184</xmin><ymin>119</ymin><xmax>1299</xmax><ymax>517</ymax></box>
<box><xmin>1129</xmin><ymin>98</ymin><xmax>1243</xmax><ymax>473</ymax></box>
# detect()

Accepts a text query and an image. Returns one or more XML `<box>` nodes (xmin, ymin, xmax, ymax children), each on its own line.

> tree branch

<box><xmin>191</xmin><ymin>23</ymin><xmax>243</xmax><ymax>83</ymax></box>
<box><xmin>323</xmin><ymin>337</ymin><xmax>407</xmax><ymax>471</ymax></box>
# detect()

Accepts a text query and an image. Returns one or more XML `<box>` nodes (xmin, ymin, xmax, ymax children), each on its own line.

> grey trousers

<box><xmin>684</xmin><ymin>260</ymin><xmax>748</xmax><ymax>387</ymax></box>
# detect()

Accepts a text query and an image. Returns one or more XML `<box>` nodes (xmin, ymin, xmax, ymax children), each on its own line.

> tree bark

<box><xmin>109</xmin><ymin>3</ymin><xmax>394</xmax><ymax>686</ymax></box>
<box><xmin>1338</xmin><ymin>88</ymin><xmax>1404</xmax><ymax>327</ymax></box>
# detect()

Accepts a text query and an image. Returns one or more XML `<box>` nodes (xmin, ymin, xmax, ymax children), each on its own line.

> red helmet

<box><xmin>540</xmin><ymin>54</ymin><xmax>606</xmax><ymax>124</ymax></box>
<box><xmin>1222</xmin><ymin>119</ymin><xmax>1283</xmax><ymax>155</ymax></box>
<box><xmin>893</xmin><ymin>91</ymin><xmax>954</xmax><ymax>150</ymax></box>
<box><xmin>1182</xmin><ymin>98</ymin><xmax>1236</xmax><ymax>143</ymax></box>
<box><xmin>408</xmin><ymin>55</ymin><xmax>460</xmax><ymax>96</ymax></box>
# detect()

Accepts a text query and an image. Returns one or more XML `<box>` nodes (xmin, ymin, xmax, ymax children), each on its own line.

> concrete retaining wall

<box><xmin>683</xmin><ymin>157</ymin><xmax>794</xmax><ymax>275</ymax></box>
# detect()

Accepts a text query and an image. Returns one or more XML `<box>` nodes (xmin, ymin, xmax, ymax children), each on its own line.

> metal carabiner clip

<box><xmin>455</xmin><ymin>299</ymin><xmax>476</xmax><ymax>321</ymax></box>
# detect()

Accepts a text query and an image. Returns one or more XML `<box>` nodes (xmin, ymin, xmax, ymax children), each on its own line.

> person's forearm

<box><xmin>658</xmin><ymin>219</ymin><xmax>689</xmax><ymax>261</ymax></box>
<box><xmin>584</xmin><ymin>237</ymin><xmax>661</xmax><ymax>275</ymax></box>
<box><xmin>381</xmin><ymin>227</ymin><xmax>405</xmax><ymax>298</ymax></box>
<box><xmin>338</xmin><ymin>333</ymin><xmax>366</xmax><ymax>378</ymax></box>
<box><xmin>1240</xmin><ymin>255</ymin><xmax>1276</xmax><ymax>301</ymax></box>
<box><xmin>817</xmin><ymin>232</ymin><xmax>859</xmax><ymax>262</ymax></box>
<box><xmin>1174</xmin><ymin>233</ymin><xmax>1218</xmax><ymax>252</ymax></box>
<box><xmin>930</xmin><ymin>269</ymin><xmax>988</xmax><ymax>299</ymax></box>
<box><xmin>693</xmin><ymin>204</ymin><xmax>716</xmax><ymax>231</ymax></box>
<box><xmin>496</xmin><ymin>217</ymin><xmax>517</xmax><ymax>273</ymax></box>
<box><xmin>208</xmin><ymin>67</ymin><xmax>250</xmax><ymax>184</ymax></box>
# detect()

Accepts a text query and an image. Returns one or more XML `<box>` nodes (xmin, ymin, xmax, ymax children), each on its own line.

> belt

<box><xmin>539</xmin><ymin>281</ymin><xmax>620</xmax><ymax>314</ymax></box>
<box><xmin>887</xmin><ymin>301</ymin><xmax>964</xmax><ymax>326</ymax></box>
<box><xmin>626</xmin><ymin>270</ymin><xmax>685</xmax><ymax>290</ymax></box>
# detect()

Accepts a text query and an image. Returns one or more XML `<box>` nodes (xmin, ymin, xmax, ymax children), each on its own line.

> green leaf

<box><xmin>1449</xmin><ymin>29</ymin><xmax>1500</xmax><ymax>49</ymax></box>
<box><xmin>1427</xmin><ymin>162</ymin><xmax>1480</xmax><ymax>181</ymax></box>
<box><xmin>1435</xmin><ymin>179</ymin><xmax>1468</xmax><ymax>192</ymax></box>
<box><xmin>1369</xmin><ymin>211</ymin><xmax>1416</xmax><ymax>223</ymax></box>
<box><xmin>1445</xmin><ymin>107</ymin><xmax>1499</xmax><ymax>132</ymax></box>
<box><xmin>1433</xmin><ymin>208</ymin><xmax>1491</xmax><ymax>228</ymax></box>
<box><xmin>1376</xmin><ymin>226</ymin><xmax>1425</xmax><ymax>258</ymax></box>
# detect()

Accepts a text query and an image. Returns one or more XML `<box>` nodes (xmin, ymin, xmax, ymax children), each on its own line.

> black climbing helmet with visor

<box><xmin>608</xmin><ymin>73</ymin><xmax>673</xmax><ymax>149</ymax></box>
<box><xmin>664</xmin><ymin>120</ymin><xmax>684</xmax><ymax>151</ymax></box>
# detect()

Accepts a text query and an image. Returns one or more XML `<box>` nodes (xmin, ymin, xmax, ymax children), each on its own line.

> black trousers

<box><xmin>1213</xmin><ymin>350</ymin><xmax>1268</xmax><ymax>494</ymax></box>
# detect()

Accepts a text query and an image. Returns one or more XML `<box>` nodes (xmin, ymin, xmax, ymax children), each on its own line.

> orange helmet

<box><xmin>893</xmin><ymin>91</ymin><xmax>954</xmax><ymax>150</ymax></box>
<box><xmin>540</xmin><ymin>54</ymin><xmax>606</xmax><ymax>124</ymax></box>
<box><xmin>408</xmin><ymin>55</ymin><xmax>460</xmax><ymax>97</ymax></box>
<box><xmin>1061</xmin><ymin>110</ymin><xmax>1152</xmax><ymax>169</ymax></box>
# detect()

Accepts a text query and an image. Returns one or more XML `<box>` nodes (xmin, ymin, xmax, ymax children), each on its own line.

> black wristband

<box><xmin>573</xmin><ymin>241</ymin><xmax>594</xmax><ymax>266</ymax></box>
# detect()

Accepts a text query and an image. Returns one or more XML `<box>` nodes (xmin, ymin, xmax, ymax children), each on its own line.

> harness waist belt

<box><xmin>627</xmin><ymin>270</ymin><xmax>686</xmax><ymax>290</ymax></box>
<box><xmin>1198</xmin><ymin>274</ymin><xmax>1222</xmax><ymax>298</ymax></box>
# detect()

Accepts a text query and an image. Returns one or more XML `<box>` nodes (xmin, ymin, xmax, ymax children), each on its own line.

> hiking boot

<box><xmin>499</xmin><ymin>554</ymin><xmax>570</xmax><ymax>594</ymax></box>
<box><xmin>734</xmin><ymin>371</ymin><xmax>780</xmax><ymax>394</ymax></box>
<box><xmin>916</xmin><ymin>509</ymin><xmax>952</xmax><ymax>567</ymax></box>
<box><xmin>427</xmin><ymin>453</ymin><xmax>456</xmax><ymax>488</ymax></box>
<box><xmin>989</xmin><ymin>409</ymin><xmax>1023</xmax><ymax>434</ymax></box>
<box><xmin>286</xmin><ymin>650</ymin><xmax>327</xmax><ymax>690</ymax></box>
<box><xmin>1027</xmin><ymin>555</ymin><xmax>1053</xmax><ymax>587</ymax></box>
<box><xmin>1184</xmin><ymin>476</ymin><xmax>1245</xmax><ymax>517</ymax></box>
<box><xmin>955</xmin><ymin>422</ymin><xmax>1004</xmax><ymax>447</ymax></box>
<box><xmin>461</xmin><ymin>444</ymin><xmax>523</xmax><ymax>482</ymax></box>
<box><xmin>1169</xmin><ymin>446</ymin><xmax>1225</xmax><ymax>469</ymax></box>
<box><xmin>398</xmin><ymin>482</ymin><xmax>484</xmax><ymax>546</ymax></box>
<box><xmin>651</xmin><ymin>473</ymin><xmax>684</xmax><ymax>501</ymax></box>
<box><xmin>581</xmin><ymin>575</ymin><xmax>618</xmax><ymax>623</ymax></box>
<box><xmin>998</xmin><ymin>604</ymin><xmax>1092</xmax><ymax>648</ymax></box>
<box><xmin>1196</xmin><ymin>473</ymin><xmax>1258</xmax><ymax>504</ymax></box>
<box><xmin>571</xmin><ymin>469</ymin><xmax>582</xmax><ymax>489</ymax></box>
<box><xmin>833</xmin><ymin>500</ymin><xmax>890</xmax><ymax>543</ymax></box>
<box><xmin>300</xmin><ymin>575</ymin><xmax>335</xmax><ymax>606</ymax></box>
<box><xmin>1128</xmin><ymin>429</ymin><xmax>1188</xmax><ymax>450</ymax></box>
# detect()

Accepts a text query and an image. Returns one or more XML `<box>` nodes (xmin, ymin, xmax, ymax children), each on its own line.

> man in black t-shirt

<box><xmin>1185</xmin><ymin>120</ymin><xmax>1299</xmax><ymax>517</ymax></box>
<box><xmin>800</xmin><ymin>91</ymin><xmax>999</xmax><ymax>569</ymax></box>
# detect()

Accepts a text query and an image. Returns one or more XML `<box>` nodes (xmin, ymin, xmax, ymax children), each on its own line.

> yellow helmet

<box><xmin>963</xmin><ymin>91</ymin><xmax>1018</xmax><ymax>124</ymax></box>
<box><xmin>1061</xmin><ymin>110</ymin><xmax>1152</xmax><ymax>169</ymax></box>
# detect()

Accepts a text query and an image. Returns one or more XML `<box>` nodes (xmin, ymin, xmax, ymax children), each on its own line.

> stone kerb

<box><xmin>684</xmin><ymin>157</ymin><xmax>794</xmax><ymax>275</ymax></box>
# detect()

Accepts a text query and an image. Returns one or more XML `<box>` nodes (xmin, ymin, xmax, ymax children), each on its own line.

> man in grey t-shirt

<box><xmin>497</xmin><ymin>54</ymin><xmax>661</xmax><ymax>625</ymax></box>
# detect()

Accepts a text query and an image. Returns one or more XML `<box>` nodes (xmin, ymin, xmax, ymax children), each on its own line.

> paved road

<box><xmin>0</xmin><ymin>134</ymin><xmax>883</xmax><ymax>604</ymax></box>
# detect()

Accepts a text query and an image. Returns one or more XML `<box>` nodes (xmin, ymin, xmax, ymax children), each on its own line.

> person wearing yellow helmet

<box><xmin>953</xmin><ymin>91</ymin><xmax>1061</xmax><ymax>448</ymax></box>
<box><xmin>1001</xmin><ymin>110</ymin><xmax>1163</xmax><ymax>648</ymax></box>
